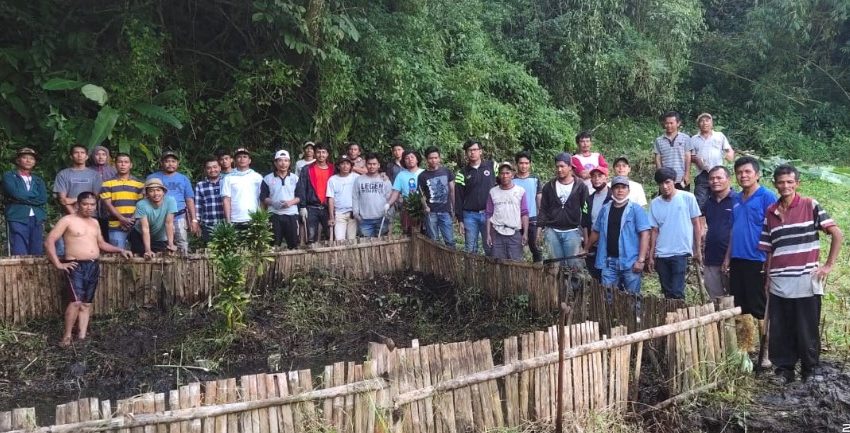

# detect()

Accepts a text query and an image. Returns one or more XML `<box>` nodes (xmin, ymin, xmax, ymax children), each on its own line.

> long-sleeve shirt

<box><xmin>1</xmin><ymin>170</ymin><xmax>48</xmax><ymax>222</ymax></box>
<box><xmin>455</xmin><ymin>160</ymin><xmax>496</xmax><ymax>219</ymax></box>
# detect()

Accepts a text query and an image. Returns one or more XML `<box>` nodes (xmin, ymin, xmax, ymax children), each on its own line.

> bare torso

<box><xmin>62</xmin><ymin>215</ymin><xmax>102</xmax><ymax>261</ymax></box>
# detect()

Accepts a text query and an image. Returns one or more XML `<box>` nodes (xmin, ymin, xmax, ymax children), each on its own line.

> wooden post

<box><xmin>718</xmin><ymin>296</ymin><xmax>738</xmax><ymax>357</ymax></box>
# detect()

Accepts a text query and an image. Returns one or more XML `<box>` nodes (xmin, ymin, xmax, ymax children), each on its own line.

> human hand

<box><xmin>56</xmin><ymin>261</ymin><xmax>78</xmax><ymax>273</ymax></box>
<box><xmin>721</xmin><ymin>259</ymin><xmax>730</xmax><ymax>274</ymax></box>
<box><xmin>299</xmin><ymin>208</ymin><xmax>308</xmax><ymax>219</ymax></box>
<box><xmin>458</xmin><ymin>222</ymin><xmax>465</xmax><ymax>236</ymax></box>
<box><xmin>632</xmin><ymin>260</ymin><xmax>646</xmax><ymax>273</ymax></box>
<box><xmin>646</xmin><ymin>257</ymin><xmax>655</xmax><ymax>273</ymax></box>
<box><xmin>120</xmin><ymin>250</ymin><xmax>133</xmax><ymax>260</ymax></box>
<box><xmin>521</xmin><ymin>234</ymin><xmax>528</xmax><ymax>246</ymax></box>
<box><xmin>383</xmin><ymin>203</ymin><xmax>391</xmax><ymax>215</ymax></box>
<box><xmin>693</xmin><ymin>251</ymin><xmax>703</xmax><ymax>266</ymax></box>
<box><xmin>329</xmin><ymin>218</ymin><xmax>335</xmax><ymax>226</ymax></box>
<box><xmin>119</xmin><ymin>216</ymin><xmax>134</xmax><ymax>230</ymax></box>
<box><xmin>191</xmin><ymin>220</ymin><xmax>201</xmax><ymax>235</ymax></box>
<box><xmin>166</xmin><ymin>244</ymin><xmax>177</xmax><ymax>254</ymax></box>
<box><xmin>144</xmin><ymin>250</ymin><xmax>156</xmax><ymax>259</ymax></box>
<box><xmin>486</xmin><ymin>234</ymin><xmax>493</xmax><ymax>247</ymax></box>
<box><xmin>815</xmin><ymin>263</ymin><xmax>834</xmax><ymax>280</ymax></box>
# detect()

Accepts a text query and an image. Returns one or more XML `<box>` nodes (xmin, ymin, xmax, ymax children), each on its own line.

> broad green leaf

<box><xmin>131</xmin><ymin>120</ymin><xmax>161</xmax><ymax>137</ymax></box>
<box><xmin>132</xmin><ymin>102</ymin><xmax>183</xmax><ymax>129</ymax></box>
<box><xmin>41</xmin><ymin>78</ymin><xmax>85</xmax><ymax>91</ymax></box>
<box><xmin>81</xmin><ymin>84</ymin><xmax>108</xmax><ymax>106</ymax></box>
<box><xmin>151</xmin><ymin>89</ymin><xmax>182</xmax><ymax>104</ymax></box>
<box><xmin>87</xmin><ymin>105</ymin><xmax>119</xmax><ymax>148</ymax></box>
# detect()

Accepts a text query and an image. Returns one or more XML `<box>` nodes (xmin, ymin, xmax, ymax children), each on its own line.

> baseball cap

<box><xmin>613</xmin><ymin>156</ymin><xmax>630</xmax><ymax>166</ymax></box>
<box><xmin>589</xmin><ymin>166</ymin><xmax>609</xmax><ymax>176</ymax></box>
<box><xmin>303</xmin><ymin>141</ymin><xmax>316</xmax><ymax>149</ymax></box>
<box><xmin>611</xmin><ymin>176</ymin><xmax>630</xmax><ymax>187</ymax></box>
<box><xmin>697</xmin><ymin>113</ymin><xmax>713</xmax><ymax>122</ymax></box>
<box><xmin>161</xmin><ymin>150</ymin><xmax>179</xmax><ymax>161</ymax></box>
<box><xmin>234</xmin><ymin>147</ymin><xmax>250</xmax><ymax>156</ymax></box>
<box><xmin>16</xmin><ymin>147</ymin><xmax>37</xmax><ymax>159</ymax></box>
<box><xmin>555</xmin><ymin>152</ymin><xmax>572</xmax><ymax>164</ymax></box>
<box><xmin>144</xmin><ymin>178</ymin><xmax>168</xmax><ymax>192</ymax></box>
<box><xmin>498</xmin><ymin>161</ymin><xmax>516</xmax><ymax>172</ymax></box>
<box><xmin>274</xmin><ymin>150</ymin><xmax>291</xmax><ymax>160</ymax></box>
<box><xmin>336</xmin><ymin>156</ymin><xmax>353</xmax><ymax>166</ymax></box>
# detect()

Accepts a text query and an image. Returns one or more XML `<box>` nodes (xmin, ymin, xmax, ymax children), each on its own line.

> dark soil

<box><xmin>0</xmin><ymin>270</ymin><xmax>554</xmax><ymax>424</ymax></box>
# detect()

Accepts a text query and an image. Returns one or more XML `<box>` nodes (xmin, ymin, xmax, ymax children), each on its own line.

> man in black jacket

<box><xmin>455</xmin><ymin>139</ymin><xmax>496</xmax><ymax>255</ymax></box>
<box><xmin>295</xmin><ymin>143</ymin><xmax>335</xmax><ymax>244</ymax></box>
<box><xmin>539</xmin><ymin>152</ymin><xmax>589</xmax><ymax>268</ymax></box>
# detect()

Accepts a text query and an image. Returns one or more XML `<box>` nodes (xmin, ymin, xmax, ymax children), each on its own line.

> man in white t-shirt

<box><xmin>221</xmin><ymin>147</ymin><xmax>263</xmax><ymax>229</ymax></box>
<box><xmin>690</xmin><ymin>113</ymin><xmax>734</xmax><ymax>209</ymax></box>
<box><xmin>612</xmin><ymin>157</ymin><xmax>648</xmax><ymax>207</ymax></box>
<box><xmin>327</xmin><ymin>157</ymin><xmax>360</xmax><ymax>241</ymax></box>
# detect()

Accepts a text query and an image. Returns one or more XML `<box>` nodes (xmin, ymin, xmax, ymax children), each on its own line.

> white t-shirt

<box><xmin>555</xmin><ymin>180</ymin><xmax>574</xmax><ymax>205</ymax></box>
<box><xmin>221</xmin><ymin>169</ymin><xmax>263</xmax><ymax>223</ymax></box>
<box><xmin>22</xmin><ymin>174</ymin><xmax>34</xmax><ymax>216</ymax></box>
<box><xmin>691</xmin><ymin>131</ymin><xmax>731</xmax><ymax>172</ymax></box>
<box><xmin>326</xmin><ymin>174</ymin><xmax>360</xmax><ymax>214</ymax></box>
<box><xmin>628</xmin><ymin>181</ymin><xmax>648</xmax><ymax>207</ymax></box>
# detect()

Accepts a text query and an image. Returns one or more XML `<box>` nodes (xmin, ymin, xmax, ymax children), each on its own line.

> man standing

<box><xmin>690</xmin><ymin>113</ymin><xmax>734</xmax><ymax>209</ymax></box>
<box><xmin>221</xmin><ymin>147</ymin><xmax>263</xmax><ymax>229</ymax></box>
<box><xmin>513</xmin><ymin>152</ymin><xmax>543</xmax><ymax>263</ymax></box>
<box><xmin>147</xmin><ymin>151</ymin><xmax>198</xmax><ymax>253</ymax></box>
<box><xmin>418</xmin><ymin>146</ymin><xmax>455</xmax><ymax>248</ymax></box>
<box><xmin>485</xmin><ymin>163</ymin><xmax>529</xmax><ymax>261</ymax></box>
<box><xmin>760</xmin><ymin>164</ymin><xmax>843</xmax><ymax>383</ymax></box>
<box><xmin>353</xmin><ymin>153</ymin><xmax>393</xmax><ymax>237</ymax></box>
<box><xmin>216</xmin><ymin>149</ymin><xmax>234</xmax><ymax>177</ymax></box>
<box><xmin>648</xmin><ymin>167</ymin><xmax>702</xmax><ymax>299</ymax></box>
<box><xmin>89</xmin><ymin>146</ymin><xmax>117</xmax><ymax>240</ymax></box>
<box><xmin>129</xmin><ymin>179</ymin><xmax>178</xmax><ymax>257</ymax></box>
<box><xmin>388</xmin><ymin>150</ymin><xmax>424</xmax><ymax>234</ymax></box>
<box><xmin>612</xmin><ymin>157</ymin><xmax>648</xmax><ymax>206</ymax></box>
<box><xmin>296</xmin><ymin>142</ymin><xmax>316</xmax><ymax>172</ymax></box>
<box><xmin>653</xmin><ymin>111</ymin><xmax>692</xmax><ymax>191</ymax></box>
<box><xmin>723</xmin><ymin>157</ymin><xmax>777</xmax><ymax>325</ymax></box>
<box><xmin>587</xmin><ymin>176</ymin><xmax>651</xmax><ymax>296</ymax></box>
<box><xmin>327</xmin><ymin>157</ymin><xmax>360</xmax><ymax>241</ymax></box>
<box><xmin>571</xmin><ymin>131</ymin><xmax>608</xmax><ymax>187</ymax></box>
<box><xmin>296</xmin><ymin>142</ymin><xmax>334</xmax><ymax>244</ymax></box>
<box><xmin>195</xmin><ymin>156</ymin><xmax>225</xmax><ymax>243</ymax></box>
<box><xmin>346</xmin><ymin>142</ymin><xmax>368</xmax><ymax>175</ymax></box>
<box><xmin>702</xmin><ymin>166</ymin><xmax>736</xmax><ymax>299</ymax></box>
<box><xmin>385</xmin><ymin>141</ymin><xmax>405</xmax><ymax>185</ymax></box>
<box><xmin>2</xmin><ymin>147</ymin><xmax>48</xmax><ymax>255</ymax></box>
<box><xmin>261</xmin><ymin>150</ymin><xmax>300</xmax><ymax>248</ymax></box>
<box><xmin>455</xmin><ymin>139</ymin><xmax>496</xmax><ymax>255</ymax></box>
<box><xmin>583</xmin><ymin>166</ymin><xmax>612</xmax><ymax>280</ymax></box>
<box><xmin>538</xmin><ymin>152</ymin><xmax>589</xmax><ymax>269</ymax></box>
<box><xmin>54</xmin><ymin>145</ymin><xmax>101</xmax><ymax>256</ymax></box>
<box><xmin>99</xmin><ymin>153</ymin><xmax>144</xmax><ymax>248</ymax></box>
<box><xmin>44</xmin><ymin>191</ymin><xmax>131</xmax><ymax>347</ymax></box>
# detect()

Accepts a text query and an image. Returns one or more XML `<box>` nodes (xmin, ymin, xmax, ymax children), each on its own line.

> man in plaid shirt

<box><xmin>195</xmin><ymin>156</ymin><xmax>225</xmax><ymax>243</ymax></box>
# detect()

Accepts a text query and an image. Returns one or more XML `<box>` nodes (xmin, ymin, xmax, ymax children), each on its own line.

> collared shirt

<box><xmin>653</xmin><ymin>133</ymin><xmax>692</xmax><ymax>182</ymax></box>
<box><xmin>593</xmin><ymin>201</ymin><xmax>651</xmax><ymax>270</ymax></box>
<box><xmin>703</xmin><ymin>189</ymin><xmax>737</xmax><ymax>266</ymax></box>
<box><xmin>100</xmin><ymin>176</ymin><xmax>144</xmax><ymax>229</ymax></box>
<box><xmin>691</xmin><ymin>131</ymin><xmax>731</xmax><ymax>173</ymax></box>
<box><xmin>731</xmin><ymin>185</ymin><xmax>776</xmax><ymax>261</ymax></box>
<box><xmin>195</xmin><ymin>178</ymin><xmax>224</xmax><ymax>227</ymax></box>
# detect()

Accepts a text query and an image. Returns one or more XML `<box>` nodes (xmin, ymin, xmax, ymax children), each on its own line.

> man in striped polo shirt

<box><xmin>759</xmin><ymin>164</ymin><xmax>843</xmax><ymax>383</ymax></box>
<box><xmin>99</xmin><ymin>153</ymin><xmax>144</xmax><ymax>248</ymax></box>
<box><xmin>653</xmin><ymin>111</ymin><xmax>692</xmax><ymax>191</ymax></box>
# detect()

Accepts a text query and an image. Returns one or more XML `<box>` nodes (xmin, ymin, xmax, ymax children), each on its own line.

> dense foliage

<box><xmin>1</xmin><ymin>0</ymin><xmax>848</xmax><ymax>181</ymax></box>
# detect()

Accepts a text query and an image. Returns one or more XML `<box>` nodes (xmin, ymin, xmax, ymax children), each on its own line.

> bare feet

<box><xmin>59</xmin><ymin>337</ymin><xmax>72</xmax><ymax>348</ymax></box>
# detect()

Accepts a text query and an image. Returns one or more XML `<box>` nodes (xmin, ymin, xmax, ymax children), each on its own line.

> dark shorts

<box><xmin>64</xmin><ymin>260</ymin><xmax>100</xmax><ymax>304</ymax></box>
<box><xmin>729</xmin><ymin>258</ymin><xmax>767</xmax><ymax>319</ymax></box>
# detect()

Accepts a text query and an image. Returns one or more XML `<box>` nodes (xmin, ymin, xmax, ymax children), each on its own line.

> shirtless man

<box><xmin>45</xmin><ymin>191</ymin><xmax>132</xmax><ymax>347</ymax></box>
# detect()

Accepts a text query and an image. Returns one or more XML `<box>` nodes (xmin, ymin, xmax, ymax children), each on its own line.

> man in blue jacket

<box><xmin>2</xmin><ymin>147</ymin><xmax>48</xmax><ymax>255</ymax></box>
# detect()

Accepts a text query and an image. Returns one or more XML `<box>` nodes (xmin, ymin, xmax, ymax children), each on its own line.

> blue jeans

<box><xmin>359</xmin><ymin>217</ymin><xmax>389</xmax><ymax>237</ymax></box>
<box><xmin>544</xmin><ymin>228</ymin><xmax>584</xmax><ymax>268</ymax></box>
<box><xmin>656</xmin><ymin>255</ymin><xmax>688</xmax><ymax>299</ymax></box>
<box><xmin>426</xmin><ymin>212</ymin><xmax>455</xmax><ymax>248</ymax></box>
<box><xmin>462</xmin><ymin>211</ymin><xmax>490</xmax><ymax>255</ymax></box>
<box><xmin>8</xmin><ymin>217</ymin><xmax>44</xmax><ymax>256</ymax></box>
<box><xmin>601</xmin><ymin>257</ymin><xmax>642</xmax><ymax>294</ymax></box>
<box><xmin>108</xmin><ymin>230</ymin><xmax>129</xmax><ymax>249</ymax></box>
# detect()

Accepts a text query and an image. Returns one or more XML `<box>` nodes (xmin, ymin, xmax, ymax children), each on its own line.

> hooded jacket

<box><xmin>296</xmin><ymin>162</ymin><xmax>335</xmax><ymax>208</ymax></box>
<box><xmin>538</xmin><ymin>177</ymin><xmax>589</xmax><ymax>231</ymax></box>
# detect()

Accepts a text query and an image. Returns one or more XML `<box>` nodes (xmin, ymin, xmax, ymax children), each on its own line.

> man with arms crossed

<box><xmin>690</xmin><ymin>113</ymin><xmax>734</xmax><ymax>209</ymax></box>
<box><xmin>45</xmin><ymin>192</ymin><xmax>132</xmax><ymax>347</ymax></box>
<box><xmin>99</xmin><ymin>153</ymin><xmax>144</xmax><ymax>248</ymax></box>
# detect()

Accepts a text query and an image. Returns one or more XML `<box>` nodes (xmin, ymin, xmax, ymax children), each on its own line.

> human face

<box><xmin>94</xmin><ymin>149</ymin><xmax>109</xmax><ymax>165</ymax></box>
<box><xmin>315</xmin><ymin>148</ymin><xmax>329</xmax><ymax>163</ymax></box>
<box><xmin>611</xmin><ymin>184</ymin><xmax>630</xmax><ymax>201</ymax></box>
<box><xmin>426</xmin><ymin>152</ymin><xmax>441</xmax><ymax>170</ymax></box>
<box><xmin>735</xmin><ymin>163</ymin><xmax>760</xmax><ymax>191</ymax></box>
<box><xmin>578</xmin><ymin>138</ymin><xmax>592</xmax><ymax>155</ymax></box>
<box><xmin>465</xmin><ymin>144</ymin><xmax>482</xmax><ymax>163</ymax></box>
<box><xmin>16</xmin><ymin>154</ymin><xmax>36</xmax><ymax>171</ymax></box>
<box><xmin>614</xmin><ymin>161</ymin><xmax>630</xmax><ymax>176</ymax></box>
<box><xmin>274</xmin><ymin>157</ymin><xmax>290</xmax><ymax>172</ymax></box>
<box><xmin>392</xmin><ymin>145</ymin><xmax>404</xmax><ymax>160</ymax></box>
<box><xmin>338</xmin><ymin>161</ymin><xmax>352</xmax><ymax>175</ymax></box>
<box><xmin>161</xmin><ymin>157</ymin><xmax>179</xmax><ymax>173</ymax></box>
<box><xmin>115</xmin><ymin>156</ymin><xmax>132</xmax><ymax>175</ymax></box>
<box><xmin>498</xmin><ymin>168</ymin><xmax>514</xmax><ymax>186</ymax></box>
<box><xmin>366</xmin><ymin>158</ymin><xmax>380</xmax><ymax>175</ymax></box>
<box><xmin>218</xmin><ymin>154</ymin><xmax>233</xmax><ymax>170</ymax></box>
<box><xmin>773</xmin><ymin>173</ymin><xmax>799</xmax><ymax>200</ymax></box>
<box><xmin>555</xmin><ymin>161</ymin><xmax>572</xmax><ymax>180</ymax></box>
<box><xmin>698</xmin><ymin>117</ymin><xmax>713</xmax><ymax>134</ymax></box>
<box><xmin>71</xmin><ymin>146</ymin><xmax>88</xmax><ymax>166</ymax></box>
<box><xmin>304</xmin><ymin>146</ymin><xmax>315</xmax><ymax>159</ymax></box>
<box><xmin>235</xmin><ymin>153</ymin><xmax>251</xmax><ymax>170</ymax></box>
<box><xmin>347</xmin><ymin>144</ymin><xmax>361</xmax><ymax>160</ymax></box>
<box><xmin>516</xmin><ymin>157</ymin><xmax>531</xmax><ymax>175</ymax></box>
<box><xmin>205</xmin><ymin>161</ymin><xmax>221</xmax><ymax>179</ymax></box>
<box><xmin>658</xmin><ymin>179</ymin><xmax>676</xmax><ymax>199</ymax></box>
<box><xmin>662</xmin><ymin>116</ymin><xmax>680</xmax><ymax>135</ymax></box>
<box><xmin>708</xmin><ymin>169</ymin><xmax>730</xmax><ymax>195</ymax></box>
<box><xmin>590</xmin><ymin>171</ymin><xmax>608</xmax><ymax>190</ymax></box>
<box><xmin>77</xmin><ymin>197</ymin><xmax>97</xmax><ymax>218</ymax></box>
<box><xmin>146</xmin><ymin>187</ymin><xmax>165</xmax><ymax>203</ymax></box>
<box><xmin>404</xmin><ymin>153</ymin><xmax>419</xmax><ymax>169</ymax></box>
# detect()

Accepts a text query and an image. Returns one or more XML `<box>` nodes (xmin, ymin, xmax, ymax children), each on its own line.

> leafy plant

<box><xmin>404</xmin><ymin>191</ymin><xmax>425</xmax><ymax>220</ymax></box>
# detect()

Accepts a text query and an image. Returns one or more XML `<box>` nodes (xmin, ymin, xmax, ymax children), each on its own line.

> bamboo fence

<box><xmin>1</xmin><ymin>301</ymin><xmax>741</xmax><ymax>433</ymax></box>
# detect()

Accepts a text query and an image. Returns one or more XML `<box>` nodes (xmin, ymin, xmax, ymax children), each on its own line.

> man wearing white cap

<box><xmin>221</xmin><ymin>147</ymin><xmax>263</xmax><ymax>229</ymax></box>
<box><xmin>261</xmin><ymin>150</ymin><xmax>300</xmax><ymax>248</ymax></box>
<box><xmin>690</xmin><ymin>112</ymin><xmax>734</xmax><ymax>209</ymax></box>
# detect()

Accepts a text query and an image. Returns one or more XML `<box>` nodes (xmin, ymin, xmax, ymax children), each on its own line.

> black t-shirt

<box><xmin>418</xmin><ymin>167</ymin><xmax>454</xmax><ymax>213</ymax></box>
<box><xmin>606</xmin><ymin>204</ymin><xmax>626</xmax><ymax>257</ymax></box>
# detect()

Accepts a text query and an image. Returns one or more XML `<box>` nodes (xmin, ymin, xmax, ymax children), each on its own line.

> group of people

<box><xmin>1</xmin><ymin>111</ymin><xmax>842</xmax><ymax>383</ymax></box>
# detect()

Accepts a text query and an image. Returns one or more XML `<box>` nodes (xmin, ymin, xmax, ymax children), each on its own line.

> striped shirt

<box><xmin>759</xmin><ymin>194</ymin><xmax>835</xmax><ymax>278</ymax></box>
<box><xmin>653</xmin><ymin>133</ymin><xmax>692</xmax><ymax>183</ymax></box>
<box><xmin>99</xmin><ymin>177</ymin><xmax>144</xmax><ymax>229</ymax></box>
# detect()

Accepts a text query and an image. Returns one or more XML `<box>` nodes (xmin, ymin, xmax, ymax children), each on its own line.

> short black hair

<box><xmin>364</xmin><ymin>152</ymin><xmax>381</xmax><ymax>163</ymax></box>
<box><xmin>515</xmin><ymin>151</ymin><xmax>531</xmax><ymax>164</ymax></box>
<box><xmin>390</xmin><ymin>140</ymin><xmax>405</xmax><ymax>150</ymax></box>
<box><xmin>70</xmin><ymin>144</ymin><xmax>88</xmax><ymax>155</ymax></box>
<box><xmin>734</xmin><ymin>156</ymin><xmax>760</xmax><ymax>174</ymax></box>
<box><xmin>313</xmin><ymin>142</ymin><xmax>329</xmax><ymax>152</ymax></box>
<box><xmin>347</xmin><ymin>141</ymin><xmax>361</xmax><ymax>151</ymax></box>
<box><xmin>401</xmin><ymin>150</ymin><xmax>419</xmax><ymax>168</ymax></box>
<box><xmin>463</xmin><ymin>139</ymin><xmax>482</xmax><ymax>151</ymax></box>
<box><xmin>114</xmin><ymin>152</ymin><xmax>132</xmax><ymax>161</ymax></box>
<box><xmin>575</xmin><ymin>131</ymin><xmax>592</xmax><ymax>144</ymax></box>
<box><xmin>773</xmin><ymin>164</ymin><xmax>800</xmax><ymax>181</ymax></box>
<box><xmin>654</xmin><ymin>167</ymin><xmax>677</xmax><ymax>184</ymax></box>
<box><xmin>77</xmin><ymin>191</ymin><xmax>98</xmax><ymax>202</ymax></box>
<box><xmin>708</xmin><ymin>165</ymin><xmax>731</xmax><ymax>178</ymax></box>
<box><xmin>660</xmin><ymin>111</ymin><xmax>682</xmax><ymax>123</ymax></box>
<box><xmin>215</xmin><ymin>148</ymin><xmax>231</xmax><ymax>158</ymax></box>
<box><xmin>204</xmin><ymin>155</ymin><xmax>220</xmax><ymax>166</ymax></box>
<box><xmin>424</xmin><ymin>146</ymin><xmax>440</xmax><ymax>158</ymax></box>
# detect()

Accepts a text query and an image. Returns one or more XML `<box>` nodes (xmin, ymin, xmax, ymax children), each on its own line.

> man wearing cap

<box><xmin>261</xmin><ymin>150</ymin><xmax>300</xmax><ymax>248</ymax></box>
<box><xmin>587</xmin><ymin>176</ymin><xmax>651</xmax><ymax>297</ymax></box>
<box><xmin>653</xmin><ymin>111</ymin><xmax>693</xmax><ymax>191</ymax></box>
<box><xmin>99</xmin><ymin>153</ymin><xmax>144</xmax><ymax>248</ymax></box>
<box><xmin>571</xmin><ymin>131</ymin><xmax>608</xmax><ymax>188</ymax></box>
<box><xmin>539</xmin><ymin>152</ymin><xmax>590</xmax><ymax>268</ymax></box>
<box><xmin>327</xmin><ymin>157</ymin><xmax>360</xmax><ymax>240</ymax></box>
<box><xmin>354</xmin><ymin>153</ymin><xmax>393</xmax><ymax>237</ymax></box>
<box><xmin>129</xmin><ymin>178</ymin><xmax>177</xmax><ymax>257</ymax></box>
<box><xmin>296</xmin><ymin>142</ymin><xmax>316</xmax><ymax>172</ymax></box>
<box><xmin>296</xmin><ymin>142</ymin><xmax>335</xmax><ymax>244</ymax></box>
<box><xmin>513</xmin><ymin>151</ymin><xmax>543</xmax><ymax>263</ymax></box>
<box><xmin>455</xmin><ymin>139</ymin><xmax>497</xmax><ymax>255</ymax></box>
<box><xmin>690</xmin><ymin>113</ymin><xmax>734</xmax><ymax>209</ymax></box>
<box><xmin>582</xmin><ymin>166</ymin><xmax>612</xmax><ymax>281</ymax></box>
<box><xmin>387</xmin><ymin>150</ymin><xmax>425</xmax><ymax>235</ymax></box>
<box><xmin>147</xmin><ymin>151</ymin><xmax>198</xmax><ymax>253</ymax></box>
<box><xmin>54</xmin><ymin>145</ymin><xmax>101</xmax><ymax>256</ymax></box>
<box><xmin>612</xmin><ymin>157</ymin><xmax>648</xmax><ymax>206</ymax></box>
<box><xmin>418</xmin><ymin>146</ymin><xmax>455</xmax><ymax>248</ymax></box>
<box><xmin>195</xmin><ymin>156</ymin><xmax>225</xmax><ymax>243</ymax></box>
<box><xmin>485</xmin><ymin>162</ymin><xmax>529</xmax><ymax>261</ymax></box>
<box><xmin>221</xmin><ymin>147</ymin><xmax>263</xmax><ymax>229</ymax></box>
<box><xmin>648</xmin><ymin>167</ymin><xmax>702</xmax><ymax>299</ymax></box>
<box><xmin>2</xmin><ymin>147</ymin><xmax>48</xmax><ymax>255</ymax></box>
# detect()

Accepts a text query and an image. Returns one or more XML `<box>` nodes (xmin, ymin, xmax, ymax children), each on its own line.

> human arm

<box><xmin>682</xmin><ymin>152</ymin><xmax>692</xmax><ymax>186</ymax></box>
<box><xmin>97</xmin><ymin>229</ymin><xmax>132</xmax><ymax>258</ymax></box>
<box><xmin>817</xmin><ymin>225</ymin><xmax>844</xmax><ymax>279</ymax></box>
<box><xmin>222</xmin><ymin>196</ymin><xmax>232</xmax><ymax>223</ymax></box>
<box><xmin>633</xmin><ymin>230</ymin><xmax>650</xmax><ymax>273</ymax></box>
<box><xmin>44</xmin><ymin>218</ymin><xmax>75</xmax><ymax>271</ymax></box>
<box><xmin>164</xmin><ymin>213</ymin><xmax>176</xmax><ymax>253</ymax></box>
<box><xmin>647</xmin><ymin>227</ymin><xmax>658</xmax><ymax>272</ymax></box>
<box><xmin>328</xmin><ymin>197</ymin><xmax>336</xmax><ymax>226</ymax></box>
<box><xmin>691</xmin><ymin>216</ymin><xmax>702</xmax><ymax>264</ymax></box>
<box><xmin>449</xmin><ymin>179</ymin><xmax>456</xmax><ymax>216</ymax></box>
<box><xmin>723</xmin><ymin>135</ymin><xmax>735</xmax><ymax>162</ymax></box>
<box><xmin>520</xmin><ymin>193</ymin><xmax>529</xmax><ymax>245</ymax></box>
<box><xmin>139</xmin><ymin>216</ymin><xmax>155</xmax><ymax>258</ymax></box>
<box><xmin>587</xmin><ymin>230</ymin><xmax>599</xmax><ymax>251</ymax></box>
<box><xmin>186</xmin><ymin>197</ymin><xmax>199</xmax><ymax>235</ymax></box>
<box><xmin>654</xmin><ymin>154</ymin><xmax>662</xmax><ymax>170</ymax></box>
<box><xmin>56</xmin><ymin>192</ymin><xmax>77</xmax><ymax>215</ymax></box>
<box><xmin>103</xmin><ymin>198</ymin><xmax>133</xmax><ymax>229</ymax></box>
